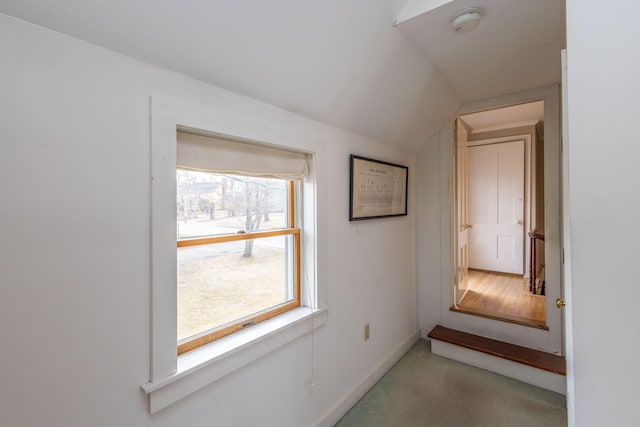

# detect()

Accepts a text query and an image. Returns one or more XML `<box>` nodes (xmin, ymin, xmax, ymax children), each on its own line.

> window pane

<box><xmin>177</xmin><ymin>235</ymin><xmax>294</xmax><ymax>342</ymax></box>
<box><xmin>177</xmin><ymin>170</ymin><xmax>289</xmax><ymax>239</ymax></box>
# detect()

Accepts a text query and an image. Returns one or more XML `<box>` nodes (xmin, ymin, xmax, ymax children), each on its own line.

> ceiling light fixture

<box><xmin>452</xmin><ymin>8</ymin><xmax>481</xmax><ymax>34</ymax></box>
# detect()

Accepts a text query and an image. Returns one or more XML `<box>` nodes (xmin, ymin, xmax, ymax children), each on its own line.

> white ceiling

<box><xmin>0</xmin><ymin>0</ymin><xmax>564</xmax><ymax>149</ymax></box>
<box><xmin>396</xmin><ymin>0</ymin><xmax>565</xmax><ymax>102</ymax></box>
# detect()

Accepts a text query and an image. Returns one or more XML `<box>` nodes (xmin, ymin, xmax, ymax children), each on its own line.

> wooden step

<box><xmin>428</xmin><ymin>325</ymin><xmax>566</xmax><ymax>375</ymax></box>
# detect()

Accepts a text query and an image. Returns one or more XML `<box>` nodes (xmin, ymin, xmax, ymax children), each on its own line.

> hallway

<box><xmin>336</xmin><ymin>340</ymin><xmax>566</xmax><ymax>427</ymax></box>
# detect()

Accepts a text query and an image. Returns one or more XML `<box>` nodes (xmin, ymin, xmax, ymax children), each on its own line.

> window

<box><xmin>176</xmin><ymin>170</ymin><xmax>300</xmax><ymax>354</ymax></box>
<box><xmin>144</xmin><ymin>97</ymin><xmax>327</xmax><ymax>413</ymax></box>
<box><xmin>175</xmin><ymin>131</ymin><xmax>309</xmax><ymax>354</ymax></box>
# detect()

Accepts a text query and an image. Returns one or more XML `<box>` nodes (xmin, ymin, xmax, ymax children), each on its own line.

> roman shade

<box><xmin>177</xmin><ymin>131</ymin><xmax>310</xmax><ymax>180</ymax></box>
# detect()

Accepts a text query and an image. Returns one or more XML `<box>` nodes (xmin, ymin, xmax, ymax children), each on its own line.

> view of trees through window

<box><xmin>177</xmin><ymin>170</ymin><xmax>288</xmax><ymax>240</ymax></box>
<box><xmin>176</xmin><ymin>170</ymin><xmax>295</xmax><ymax>344</ymax></box>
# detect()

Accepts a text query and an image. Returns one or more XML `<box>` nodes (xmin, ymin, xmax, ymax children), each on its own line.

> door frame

<box><xmin>442</xmin><ymin>85</ymin><xmax>563</xmax><ymax>355</ymax></box>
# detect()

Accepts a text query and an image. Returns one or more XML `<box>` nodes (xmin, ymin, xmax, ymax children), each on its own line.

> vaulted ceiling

<box><xmin>0</xmin><ymin>0</ymin><xmax>565</xmax><ymax>149</ymax></box>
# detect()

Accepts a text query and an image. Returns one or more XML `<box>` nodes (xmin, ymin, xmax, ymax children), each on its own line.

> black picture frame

<box><xmin>349</xmin><ymin>155</ymin><xmax>408</xmax><ymax>221</ymax></box>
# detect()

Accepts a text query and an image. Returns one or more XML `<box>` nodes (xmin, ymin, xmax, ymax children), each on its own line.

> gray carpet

<box><xmin>336</xmin><ymin>339</ymin><xmax>567</xmax><ymax>427</ymax></box>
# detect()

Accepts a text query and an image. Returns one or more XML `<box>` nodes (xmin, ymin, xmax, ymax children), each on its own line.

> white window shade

<box><xmin>177</xmin><ymin>131</ymin><xmax>310</xmax><ymax>180</ymax></box>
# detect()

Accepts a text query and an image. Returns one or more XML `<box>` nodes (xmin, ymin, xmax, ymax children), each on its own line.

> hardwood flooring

<box><xmin>454</xmin><ymin>269</ymin><xmax>547</xmax><ymax>329</ymax></box>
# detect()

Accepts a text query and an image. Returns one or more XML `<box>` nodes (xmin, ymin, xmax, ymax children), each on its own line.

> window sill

<box><xmin>141</xmin><ymin>307</ymin><xmax>327</xmax><ymax>414</ymax></box>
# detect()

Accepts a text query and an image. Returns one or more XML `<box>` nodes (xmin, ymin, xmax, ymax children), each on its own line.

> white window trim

<box><xmin>142</xmin><ymin>96</ymin><xmax>327</xmax><ymax>414</ymax></box>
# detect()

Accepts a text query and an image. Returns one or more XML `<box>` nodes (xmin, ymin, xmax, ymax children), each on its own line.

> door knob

<box><xmin>556</xmin><ymin>298</ymin><xmax>566</xmax><ymax>309</ymax></box>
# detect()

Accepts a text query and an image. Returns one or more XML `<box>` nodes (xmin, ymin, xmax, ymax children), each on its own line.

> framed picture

<box><xmin>349</xmin><ymin>155</ymin><xmax>408</xmax><ymax>221</ymax></box>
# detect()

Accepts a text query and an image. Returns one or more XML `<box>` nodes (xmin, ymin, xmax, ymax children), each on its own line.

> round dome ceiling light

<box><xmin>452</xmin><ymin>8</ymin><xmax>481</xmax><ymax>34</ymax></box>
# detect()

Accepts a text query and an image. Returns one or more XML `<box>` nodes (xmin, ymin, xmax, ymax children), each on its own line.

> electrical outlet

<box><xmin>364</xmin><ymin>323</ymin><xmax>370</xmax><ymax>341</ymax></box>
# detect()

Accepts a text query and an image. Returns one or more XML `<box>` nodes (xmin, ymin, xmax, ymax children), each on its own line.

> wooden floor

<box><xmin>454</xmin><ymin>269</ymin><xmax>547</xmax><ymax>329</ymax></box>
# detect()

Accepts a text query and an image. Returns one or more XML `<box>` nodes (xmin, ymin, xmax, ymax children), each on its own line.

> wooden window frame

<box><xmin>177</xmin><ymin>181</ymin><xmax>301</xmax><ymax>355</ymax></box>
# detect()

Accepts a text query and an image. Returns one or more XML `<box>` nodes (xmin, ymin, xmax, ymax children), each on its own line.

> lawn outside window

<box><xmin>176</xmin><ymin>172</ymin><xmax>300</xmax><ymax>354</ymax></box>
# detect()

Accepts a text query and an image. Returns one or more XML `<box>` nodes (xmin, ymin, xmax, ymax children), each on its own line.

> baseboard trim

<box><xmin>430</xmin><ymin>339</ymin><xmax>566</xmax><ymax>395</ymax></box>
<box><xmin>314</xmin><ymin>328</ymin><xmax>421</xmax><ymax>427</ymax></box>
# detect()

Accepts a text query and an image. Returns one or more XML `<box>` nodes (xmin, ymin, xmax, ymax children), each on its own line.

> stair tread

<box><xmin>428</xmin><ymin>325</ymin><xmax>566</xmax><ymax>375</ymax></box>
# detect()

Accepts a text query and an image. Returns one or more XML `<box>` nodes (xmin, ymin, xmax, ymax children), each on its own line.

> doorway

<box><xmin>452</xmin><ymin>101</ymin><xmax>546</xmax><ymax>329</ymax></box>
<box><xmin>439</xmin><ymin>86</ymin><xmax>563</xmax><ymax>355</ymax></box>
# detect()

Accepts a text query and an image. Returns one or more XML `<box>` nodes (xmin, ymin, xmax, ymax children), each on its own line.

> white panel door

<box><xmin>468</xmin><ymin>140</ymin><xmax>524</xmax><ymax>274</ymax></box>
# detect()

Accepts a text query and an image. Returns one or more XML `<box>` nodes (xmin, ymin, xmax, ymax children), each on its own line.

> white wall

<box><xmin>416</xmin><ymin>129</ymin><xmax>448</xmax><ymax>337</ymax></box>
<box><xmin>0</xmin><ymin>15</ymin><xmax>418</xmax><ymax>427</ymax></box>
<box><xmin>565</xmin><ymin>1</ymin><xmax>640</xmax><ymax>425</ymax></box>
